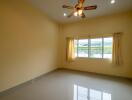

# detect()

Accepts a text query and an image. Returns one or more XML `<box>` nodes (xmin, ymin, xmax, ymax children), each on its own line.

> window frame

<box><xmin>74</xmin><ymin>36</ymin><xmax>113</xmax><ymax>59</ymax></box>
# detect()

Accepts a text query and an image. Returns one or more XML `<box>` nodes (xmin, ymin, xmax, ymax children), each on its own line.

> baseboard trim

<box><xmin>58</xmin><ymin>68</ymin><xmax>132</xmax><ymax>81</ymax></box>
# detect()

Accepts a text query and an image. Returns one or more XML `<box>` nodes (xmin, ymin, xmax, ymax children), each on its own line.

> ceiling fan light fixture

<box><xmin>74</xmin><ymin>12</ymin><xmax>78</xmax><ymax>16</ymax></box>
<box><xmin>62</xmin><ymin>0</ymin><xmax>97</xmax><ymax>18</ymax></box>
<box><xmin>78</xmin><ymin>10</ymin><xmax>83</xmax><ymax>16</ymax></box>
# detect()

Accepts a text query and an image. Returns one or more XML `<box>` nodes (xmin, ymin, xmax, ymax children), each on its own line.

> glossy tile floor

<box><xmin>0</xmin><ymin>69</ymin><xmax>132</xmax><ymax>100</ymax></box>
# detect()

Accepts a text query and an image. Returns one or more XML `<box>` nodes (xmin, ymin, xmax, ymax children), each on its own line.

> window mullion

<box><xmin>88</xmin><ymin>39</ymin><xmax>91</xmax><ymax>58</ymax></box>
<box><xmin>77</xmin><ymin>39</ymin><xmax>79</xmax><ymax>57</ymax></box>
<box><xmin>87</xmin><ymin>39</ymin><xmax>89</xmax><ymax>58</ymax></box>
<box><xmin>102</xmin><ymin>37</ymin><xmax>104</xmax><ymax>58</ymax></box>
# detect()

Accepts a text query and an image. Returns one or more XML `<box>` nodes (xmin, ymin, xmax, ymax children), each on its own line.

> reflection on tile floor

<box><xmin>74</xmin><ymin>84</ymin><xmax>111</xmax><ymax>100</ymax></box>
<box><xmin>0</xmin><ymin>69</ymin><xmax>132</xmax><ymax>100</ymax></box>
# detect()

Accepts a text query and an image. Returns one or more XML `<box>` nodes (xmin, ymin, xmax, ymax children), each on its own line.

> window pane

<box><xmin>90</xmin><ymin>38</ymin><xmax>102</xmax><ymax>58</ymax></box>
<box><xmin>74</xmin><ymin>40</ymin><xmax>78</xmax><ymax>57</ymax></box>
<box><xmin>103</xmin><ymin>37</ymin><xmax>112</xmax><ymax>59</ymax></box>
<box><xmin>78</xmin><ymin>39</ymin><xmax>88</xmax><ymax>57</ymax></box>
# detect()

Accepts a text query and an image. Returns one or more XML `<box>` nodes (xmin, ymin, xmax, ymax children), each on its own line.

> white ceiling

<box><xmin>27</xmin><ymin>0</ymin><xmax>132</xmax><ymax>23</ymax></box>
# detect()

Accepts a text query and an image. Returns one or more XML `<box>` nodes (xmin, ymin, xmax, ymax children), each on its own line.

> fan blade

<box><xmin>81</xmin><ymin>12</ymin><xmax>86</xmax><ymax>18</ymax></box>
<box><xmin>62</xmin><ymin>5</ymin><xmax>74</xmax><ymax>9</ymax></box>
<box><xmin>83</xmin><ymin>5</ymin><xmax>97</xmax><ymax>10</ymax></box>
<box><xmin>67</xmin><ymin>11</ymin><xmax>74</xmax><ymax>18</ymax></box>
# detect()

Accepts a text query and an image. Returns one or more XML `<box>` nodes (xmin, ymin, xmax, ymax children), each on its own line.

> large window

<box><xmin>74</xmin><ymin>37</ymin><xmax>113</xmax><ymax>59</ymax></box>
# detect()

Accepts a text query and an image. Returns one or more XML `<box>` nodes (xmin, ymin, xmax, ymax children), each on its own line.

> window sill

<box><xmin>75</xmin><ymin>57</ymin><xmax>112</xmax><ymax>60</ymax></box>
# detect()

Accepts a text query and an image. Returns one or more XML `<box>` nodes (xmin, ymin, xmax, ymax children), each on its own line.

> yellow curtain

<box><xmin>112</xmin><ymin>33</ymin><xmax>122</xmax><ymax>65</ymax></box>
<box><xmin>66</xmin><ymin>37</ymin><xmax>75</xmax><ymax>62</ymax></box>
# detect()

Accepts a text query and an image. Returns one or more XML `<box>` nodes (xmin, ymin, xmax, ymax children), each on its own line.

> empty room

<box><xmin>0</xmin><ymin>0</ymin><xmax>132</xmax><ymax>100</ymax></box>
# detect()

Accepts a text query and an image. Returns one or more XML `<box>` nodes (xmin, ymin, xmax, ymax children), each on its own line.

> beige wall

<box><xmin>0</xmin><ymin>0</ymin><xmax>59</xmax><ymax>92</ymax></box>
<box><xmin>59</xmin><ymin>11</ymin><xmax>132</xmax><ymax>78</ymax></box>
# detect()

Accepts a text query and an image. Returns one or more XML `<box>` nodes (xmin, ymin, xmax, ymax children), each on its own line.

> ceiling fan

<box><xmin>62</xmin><ymin>0</ymin><xmax>97</xmax><ymax>18</ymax></box>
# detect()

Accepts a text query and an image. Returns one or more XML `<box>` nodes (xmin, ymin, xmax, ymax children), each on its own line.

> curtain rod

<box><xmin>67</xmin><ymin>32</ymin><xmax>122</xmax><ymax>39</ymax></box>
